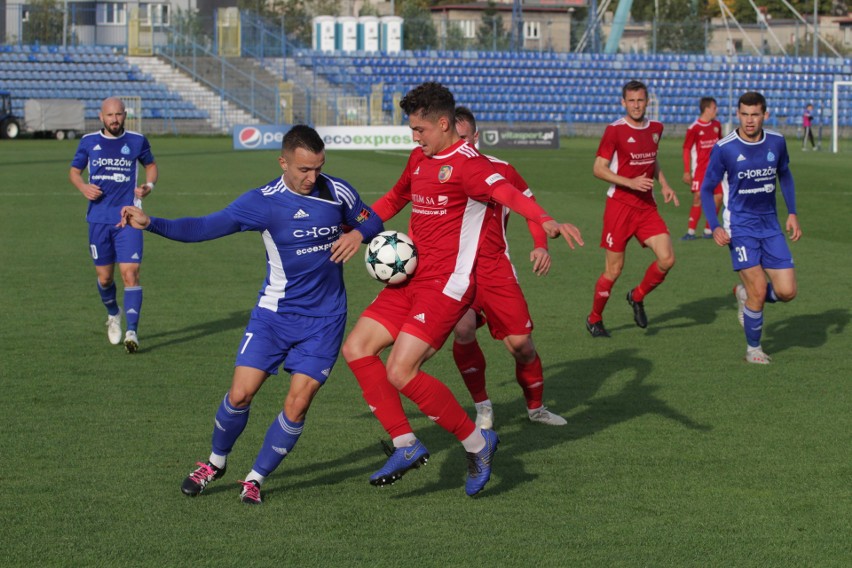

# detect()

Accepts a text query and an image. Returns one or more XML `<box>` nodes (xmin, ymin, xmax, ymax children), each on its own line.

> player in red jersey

<box><xmin>586</xmin><ymin>80</ymin><xmax>679</xmax><ymax>338</ymax></box>
<box><xmin>450</xmin><ymin>106</ymin><xmax>568</xmax><ymax>429</ymax></box>
<box><xmin>342</xmin><ymin>83</ymin><xmax>583</xmax><ymax>496</ymax></box>
<box><xmin>681</xmin><ymin>97</ymin><xmax>724</xmax><ymax>240</ymax></box>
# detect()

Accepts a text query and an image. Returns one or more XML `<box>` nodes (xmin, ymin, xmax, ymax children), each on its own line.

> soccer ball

<box><xmin>365</xmin><ymin>230</ymin><xmax>418</xmax><ymax>285</ymax></box>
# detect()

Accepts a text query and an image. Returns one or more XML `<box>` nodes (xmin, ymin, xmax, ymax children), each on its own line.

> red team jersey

<box><xmin>682</xmin><ymin>118</ymin><xmax>722</xmax><ymax>185</ymax></box>
<box><xmin>374</xmin><ymin>140</ymin><xmax>509</xmax><ymax>300</ymax></box>
<box><xmin>596</xmin><ymin>118</ymin><xmax>664</xmax><ymax>210</ymax></box>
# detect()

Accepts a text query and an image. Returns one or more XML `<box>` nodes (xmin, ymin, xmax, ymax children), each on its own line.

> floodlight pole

<box><xmin>813</xmin><ymin>0</ymin><xmax>818</xmax><ymax>58</ymax></box>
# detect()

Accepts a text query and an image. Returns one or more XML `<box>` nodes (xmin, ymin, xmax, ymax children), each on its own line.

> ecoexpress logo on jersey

<box><xmin>233</xmin><ymin>125</ymin><xmax>291</xmax><ymax>151</ymax></box>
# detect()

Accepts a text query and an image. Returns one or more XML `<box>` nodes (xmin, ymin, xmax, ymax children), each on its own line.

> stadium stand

<box><xmin>0</xmin><ymin>44</ymin><xmax>208</xmax><ymax>129</ymax></box>
<box><xmin>293</xmin><ymin>49</ymin><xmax>852</xmax><ymax>128</ymax></box>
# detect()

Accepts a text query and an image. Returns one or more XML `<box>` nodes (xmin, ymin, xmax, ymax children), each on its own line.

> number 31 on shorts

<box><xmin>735</xmin><ymin>246</ymin><xmax>748</xmax><ymax>263</ymax></box>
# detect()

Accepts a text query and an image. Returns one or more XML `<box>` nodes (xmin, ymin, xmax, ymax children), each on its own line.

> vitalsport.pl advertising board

<box><xmin>233</xmin><ymin>125</ymin><xmax>417</xmax><ymax>151</ymax></box>
<box><xmin>479</xmin><ymin>127</ymin><xmax>559</xmax><ymax>149</ymax></box>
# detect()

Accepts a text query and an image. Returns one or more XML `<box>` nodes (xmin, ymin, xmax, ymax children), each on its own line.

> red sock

<box><xmin>516</xmin><ymin>354</ymin><xmax>544</xmax><ymax>410</ymax></box>
<box><xmin>452</xmin><ymin>340</ymin><xmax>488</xmax><ymax>403</ymax></box>
<box><xmin>400</xmin><ymin>371</ymin><xmax>476</xmax><ymax>442</ymax></box>
<box><xmin>633</xmin><ymin>262</ymin><xmax>668</xmax><ymax>302</ymax></box>
<box><xmin>589</xmin><ymin>274</ymin><xmax>615</xmax><ymax>322</ymax></box>
<box><xmin>687</xmin><ymin>204</ymin><xmax>702</xmax><ymax>231</ymax></box>
<box><xmin>347</xmin><ymin>356</ymin><xmax>412</xmax><ymax>439</ymax></box>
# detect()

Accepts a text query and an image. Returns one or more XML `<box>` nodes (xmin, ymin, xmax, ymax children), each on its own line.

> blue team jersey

<box><xmin>223</xmin><ymin>173</ymin><xmax>378</xmax><ymax>317</ymax></box>
<box><xmin>703</xmin><ymin>129</ymin><xmax>792</xmax><ymax>238</ymax></box>
<box><xmin>71</xmin><ymin>130</ymin><xmax>155</xmax><ymax>225</ymax></box>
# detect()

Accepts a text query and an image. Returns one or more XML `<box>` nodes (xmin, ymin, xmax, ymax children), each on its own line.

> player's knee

<box><xmin>658</xmin><ymin>254</ymin><xmax>675</xmax><ymax>272</ymax></box>
<box><xmin>775</xmin><ymin>285</ymin><xmax>797</xmax><ymax>302</ymax></box>
<box><xmin>98</xmin><ymin>276</ymin><xmax>114</xmax><ymax>288</ymax></box>
<box><xmin>453</xmin><ymin>322</ymin><xmax>476</xmax><ymax>343</ymax></box>
<box><xmin>385</xmin><ymin>359</ymin><xmax>417</xmax><ymax>390</ymax></box>
<box><xmin>284</xmin><ymin>396</ymin><xmax>310</xmax><ymax>422</ymax></box>
<box><xmin>227</xmin><ymin>389</ymin><xmax>254</xmax><ymax>408</ymax></box>
<box><xmin>342</xmin><ymin>335</ymin><xmax>372</xmax><ymax>362</ymax></box>
<box><xmin>506</xmin><ymin>336</ymin><xmax>535</xmax><ymax>362</ymax></box>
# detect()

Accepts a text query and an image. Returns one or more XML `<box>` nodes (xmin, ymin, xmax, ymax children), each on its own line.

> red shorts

<box><xmin>601</xmin><ymin>198</ymin><xmax>669</xmax><ymax>253</ymax></box>
<box><xmin>472</xmin><ymin>255</ymin><xmax>533</xmax><ymax>340</ymax></box>
<box><xmin>362</xmin><ymin>277</ymin><xmax>474</xmax><ymax>350</ymax></box>
<box><xmin>691</xmin><ymin>178</ymin><xmax>723</xmax><ymax>195</ymax></box>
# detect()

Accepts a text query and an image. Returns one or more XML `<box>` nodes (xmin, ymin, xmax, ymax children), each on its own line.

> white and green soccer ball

<box><xmin>365</xmin><ymin>230</ymin><xmax>418</xmax><ymax>285</ymax></box>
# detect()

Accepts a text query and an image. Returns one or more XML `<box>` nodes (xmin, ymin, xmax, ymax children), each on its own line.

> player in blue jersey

<box><xmin>120</xmin><ymin>125</ymin><xmax>383</xmax><ymax>504</ymax></box>
<box><xmin>69</xmin><ymin>97</ymin><xmax>158</xmax><ymax>353</ymax></box>
<box><xmin>700</xmin><ymin>92</ymin><xmax>802</xmax><ymax>364</ymax></box>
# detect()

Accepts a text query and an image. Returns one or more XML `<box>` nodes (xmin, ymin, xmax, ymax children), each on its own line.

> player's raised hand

<box><xmin>529</xmin><ymin>247</ymin><xmax>551</xmax><ymax>276</ymax></box>
<box><xmin>786</xmin><ymin>214</ymin><xmax>802</xmax><ymax>242</ymax></box>
<box><xmin>712</xmin><ymin>226</ymin><xmax>730</xmax><ymax>246</ymax></box>
<box><xmin>119</xmin><ymin>206</ymin><xmax>151</xmax><ymax>229</ymax></box>
<box><xmin>330</xmin><ymin>230</ymin><xmax>364</xmax><ymax>263</ymax></box>
<box><xmin>661</xmin><ymin>183</ymin><xmax>680</xmax><ymax>206</ymax></box>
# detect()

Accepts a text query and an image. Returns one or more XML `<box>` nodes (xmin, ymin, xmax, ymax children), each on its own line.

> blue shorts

<box><xmin>729</xmin><ymin>233</ymin><xmax>794</xmax><ymax>271</ymax></box>
<box><xmin>234</xmin><ymin>307</ymin><xmax>346</xmax><ymax>383</ymax></box>
<box><xmin>88</xmin><ymin>223</ymin><xmax>143</xmax><ymax>266</ymax></box>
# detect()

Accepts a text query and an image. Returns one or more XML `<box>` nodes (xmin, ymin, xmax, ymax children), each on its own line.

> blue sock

<box><xmin>211</xmin><ymin>393</ymin><xmax>251</xmax><ymax>457</ymax></box>
<box><xmin>765</xmin><ymin>282</ymin><xmax>778</xmax><ymax>304</ymax></box>
<box><xmin>124</xmin><ymin>286</ymin><xmax>143</xmax><ymax>331</ymax></box>
<box><xmin>743</xmin><ymin>307</ymin><xmax>763</xmax><ymax>349</ymax></box>
<box><xmin>97</xmin><ymin>280</ymin><xmax>119</xmax><ymax>316</ymax></box>
<box><xmin>251</xmin><ymin>412</ymin><xmax>304</xmax><ymax>477</ymax></box>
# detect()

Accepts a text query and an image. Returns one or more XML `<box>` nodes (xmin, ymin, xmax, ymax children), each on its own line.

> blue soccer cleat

<box><xmin>465</xmin><ymin>428</ymin><xmax>500</xmax><ymax>496</ymax></box>
<box><xmin>370</xmin><ymin>440</ymin><xmax>429</xmax><ymax>486</ymax></box>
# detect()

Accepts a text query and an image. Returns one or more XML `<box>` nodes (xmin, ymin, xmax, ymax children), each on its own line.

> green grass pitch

<box><xmin>0</xmin><ymin>135</ymin><xmax>849</xmax><ymax>566</ymax></box>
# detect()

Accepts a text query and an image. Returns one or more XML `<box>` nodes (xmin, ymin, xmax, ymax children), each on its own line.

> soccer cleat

<box><xmin>474</xmin><ymin>401</ymin><xmax>494</xmax><ymax>430</ymax></box>
<box><xmin>745</xmin><ymin>348</ymin><xmax>772</xmax><ymax>365</ymax></box>
<box><xmin>369</xmin><ymin>440</ymin><xmax>430</xmax><ymax>486</ymax></box>
<box><xmin>680</xmin><ymin>233</ymin><xmax>698</xmax><ymax>241</ymax></box>
<box><xmin>734</xmin><ymin>284</ymin><xmax>748</xmax><ymax>328</ymax></box>
<box><xmin>181</xmin><ymin>461</ymin><xmax>226</xmax><ymax>497</ymax></box>
<box><xmin>238</xmin><ymin>480</ymin><xmax>262</xmax><ymax>505</ymax></box>
<box><xmin>626</xmin><ymin>290</ymin><xmax>648</xmax><ymax>329</ymax></box>
<box><xmin>702</xmin><ymin>232</ymin><xmax>714</xmax><ymax>239</ymax></box>
<box><xmin>124</xmin><ymin>330</ymin><xmax>139</xmax><ymax>353</ymax></box>
<box><xmin>106</xmin><ymin>308</ymin><xmax>122</xmax><ymax>345</ymax></box>
<box><xmin>585</xmin><ymin>317</ymin><xmax>610</xmax><ymax>338</ymax></box>
<box><xmin>465</xmin><ymin>428</ymin><xmax>500</xmax><ymax>496</ymax></box>
<box><xmin>528</xmin><ymin>406</ymin><xmax>567</xmax><ymax>426</ymax></box>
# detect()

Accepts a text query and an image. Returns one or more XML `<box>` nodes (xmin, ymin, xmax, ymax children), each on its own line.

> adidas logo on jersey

<box><xmin>93</xmin><ymin>144</ymin><xmax>102</xmax><ymax>151</ymax></box>
<box><xmin>525</xmin><ymin>320</ymin><xmax>532</xmax><ymax>328</ymax></box>
<box><xmin>293</xmin><ymin>209</ymin><xmax>309</xmax><ymax>219</ymax></box>
<box><xmin>131</xmin><ymin>253</ymin><xmax>140</xmax><ymax>260</ymax></box>
<box><xmin>413</xmin><ymin>166</ymin><xmax>421</xmax><ymax>175</ymax></box>
<box><xmin>413</xmin><ymin>313</ymin><xmax>426</xmax><ymax>323</ymax></box>
<box><xmin>737</xmin><ymin>154</ymin><xmax>747</xmax><ymax>162</ymax></box>
<box><xmin>627</xmin><ymin>137</ymin><xmax>636</xmax><ymax>143</ymax></box>
<box><xmin>321</xmin><ymin>368</ymin><xmax>331</xmax><ymax>377</ymax></box>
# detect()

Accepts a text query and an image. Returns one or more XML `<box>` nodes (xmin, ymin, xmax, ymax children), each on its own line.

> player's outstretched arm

<box><xmin>490</xmin><ymin>184</ymin><xmax>584</xmax><ymax>249</ymax></box>
<box><xmin>119</xmin><ymin>206</ymin><xmax>241</xmax><ymax>243</ymax></box>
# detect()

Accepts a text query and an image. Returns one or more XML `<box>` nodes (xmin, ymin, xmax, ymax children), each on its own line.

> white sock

<box><xmin>245</xmin><ymin>469</ymin><xmax>265</xmax><ymax>486</ymax></box>
<box><xmin>392</xmin><ymin>433</ymin><xmax>417</xmax><ymax>448</ymax></box>
<box><xmin>687</xmin><ymin>229</ymin><xmax>695</xmax><ymax>235</ymax></box>
<box><xmin>208</xmin><ymin>453</ymin><xmax>227</xmax><ymax>470</ymax></box>
<box><xmin>475</xmin><ymin>399</ymin><xmax>492</xmax><ymax>410</ymax></box>
<box><xmin>461</xmin><ymin>429</ymin><xmax>485</xmax><ymax>453</ymax></box>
